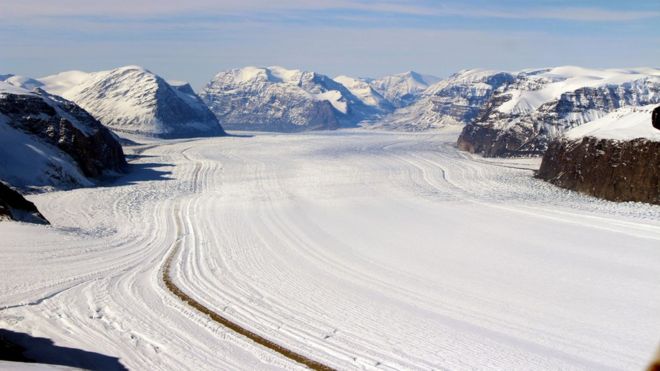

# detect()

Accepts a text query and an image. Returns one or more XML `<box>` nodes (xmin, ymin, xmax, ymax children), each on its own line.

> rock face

<box><xmin>372</xmin><ymin>69</ymin><xmax>514</xmax><ymax>131</ymax></box>
<box><xmin>0</xmin><ymin>81</ymin><xmax>127</xmax><ymax>190</ymax></box>
<box><xmin>457</xmin><ymin>122</ymin><xmax>540</xmax><ymax>157</ymax></box>
<box><xmin>457</xmin><ymin>67</ymin><xmax>660</xmax><ymax>157</ymax></box>
<box><xmin>653</xmin><ymin>106</ymin><xmax>660</xmax><ymax>130</ymax></box>
<box><xmin>38</xmin><ymin>66</ymin><xmax>224</xmax><ymax>138</ymax></box>
<box><xmin>536</xmin><ymin>137</ymin><xmax>660</xmax><ymax>204</ymax></box>
<box><xmin>0</xmin><ymin>182</ymin><xmax>49</xmax><ymax>224</ymax></box>
<box><xmin>200</xmin><ymin>66</ymin><xmax>373</xmax><ymax>132</ymax></box>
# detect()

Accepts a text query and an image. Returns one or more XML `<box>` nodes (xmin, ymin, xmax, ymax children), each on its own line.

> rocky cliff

<box><xmin>0</xmin><ymin>81</ymin><xmax>127</xmax><ymax>190</ymax></box>
<box><xmin>0</xmin><ymin>182</ymin><xmax>49</xmax><ymax>224</ymax></box>
<box><xmin>536</xmin><ymin>137</ymin><xmax>660</xmax><ymax>204</ymax></box>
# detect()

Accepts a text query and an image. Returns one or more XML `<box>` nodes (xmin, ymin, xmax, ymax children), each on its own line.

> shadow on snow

<box><xmin>0</xmin><ymin>329</ymin><xmax>128</xmax><ymax>370</ymax></box>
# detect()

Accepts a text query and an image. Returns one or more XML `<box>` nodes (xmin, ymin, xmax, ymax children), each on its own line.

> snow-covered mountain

<box><xmin>200</xmin><ymin>66</ymin><xmax>374</xmax><ymax>132</ymax></box>
<box><xmin>366</xmin><ymin>71</ymin><xmax>440</xmax><ymax>108</ymax></box>
<box><xmin>333</xmin><ymin>75</ymin><xmax>394</xmax><ymax>113</ymax></box>
<box><xmin>371</xmin><ymin>69</ymin><xmax>513</xmax><ymax>131</ymax></box>
<box><xmin>37</xmin><ymin>66</ymin><xmax>224</xmax><ymax>138</ymax></box>
<box><xmin>0</xmin><ymin>81</ymin><xmax>126</xmax><ymax>191</ymax></box>
<box><xmin>457</xmin><ymin>66</ymin><xmax>660</xmax><ymax>156</ymax></box>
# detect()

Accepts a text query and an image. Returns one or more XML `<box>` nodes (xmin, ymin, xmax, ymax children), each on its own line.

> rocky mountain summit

<box><xmin>457</xmin><ymin>67</ymin><xmax>660</xmax><ymax>157</ymax></box>
<box><xmin>37</xmin><ymin>66</ymin><xmax>224</xmax><ymax>138</ymax></box>
<box><xmin>201</xmin><ymin>66</ymin><xmax>378</xmax><ymax>132</ymax></box>
<box><xmin>0</xmin><ymin>81</ymin><xmax>126</xmax><ymax>191</ymax></box>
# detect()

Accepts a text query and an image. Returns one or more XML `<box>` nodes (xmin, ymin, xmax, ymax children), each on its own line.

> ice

<box><xmin>1</xmin><ymin>129</ymin><xmax>659</xmax><ymax>370</ymax></box>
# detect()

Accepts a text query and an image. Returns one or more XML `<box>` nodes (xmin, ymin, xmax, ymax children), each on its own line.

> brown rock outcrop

<box><xmin>536</xmin><ymin>137</ymin><xmax>660</xmax><ymax>204</ymax></box>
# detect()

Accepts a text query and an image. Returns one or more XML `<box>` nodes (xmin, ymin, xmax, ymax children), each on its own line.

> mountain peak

<box><xmin>37</xmin><ymin>67</ymin><xmax>224</xmax><ymax>138</ymax></box>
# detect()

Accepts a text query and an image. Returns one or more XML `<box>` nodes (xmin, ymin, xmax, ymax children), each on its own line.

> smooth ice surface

<box><xmin>1</xmin><ymin>129</ymin><xmax>659</xmax><ymax>370</ymax></box>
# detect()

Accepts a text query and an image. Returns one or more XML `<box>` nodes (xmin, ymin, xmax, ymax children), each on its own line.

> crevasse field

<box><xmin>1</xmin><ymin>128</ymin><xmax>660</xmax><ymax>370</ymax></box>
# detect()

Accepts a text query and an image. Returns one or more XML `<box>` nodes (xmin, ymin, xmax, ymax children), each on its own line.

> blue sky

<box><xmin>1</xmin><ymin>0</ymin><xmax>658</xmax><ymax>88</ymax></box>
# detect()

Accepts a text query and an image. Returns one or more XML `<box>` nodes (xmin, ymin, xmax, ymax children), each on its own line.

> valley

<box><xmin>1</xmin><ymin>129</ymin><xmax>659</xmax><ymax>370</ymax></box>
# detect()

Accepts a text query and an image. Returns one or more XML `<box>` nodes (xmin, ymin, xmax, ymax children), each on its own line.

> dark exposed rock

<box><xmin>0</xmin><ymin>182</ymin><xmax>49</xmax><ymax>224</ymax></box>
<box><xmin>536</xmin><ymin>136</ymin><xmax>660</xmax><ymax>205</ymax></box>
<box><xmin>0</xmin><ymin>91</ymin><xmax>127</xmax><ymax>179</ymax></box>
<box><xmin>653</xmin><ymin>105</ymin><xmax>660</xmax><ymax>130</ymax></box>
<box><xmin>457</xmin><ymin>123</ymin><xmax>545</xmax><ymax>157</ymax></box>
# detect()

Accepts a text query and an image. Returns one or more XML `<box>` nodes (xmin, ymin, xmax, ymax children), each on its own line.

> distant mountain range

<box><xmin>200</xmin><ymin>66</ymin><xmax>440</xmax><ymax>132</ymax></box>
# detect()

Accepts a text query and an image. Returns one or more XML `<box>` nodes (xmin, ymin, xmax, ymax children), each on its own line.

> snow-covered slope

<box><xmin>333</xmin><ymin>75</ymin><xmax>393</xmax><ymax>113</ymax></box>
<box><xmin>38</xmin><ymin>66</ymin><xmax>224</xmax><ymax>138</ymax></box>
<box><xmin>566</xmin><ymin>104</ymin><xmax>660</xmax><ymax>141</ymax></box>
<box><xmin>372</xmin><ymin>69</ymin><xmax>514</xmax><ymax>131</ymax></box>
<box><xmin>0</xmin><ymin>74</ymin><xmax>44</xmax><ymax>90</ymax></box>
<box><xmin>0</xmin><ymin>81</ymin><xmax>126</xmax><ymax>191</ymax></box>
<box><xmin>457</xmin><ymin>66</ymin><xmax>660</xmax><ymax>156</ymax></box>
<box><xmin>200</xmin><ymin>66</ymin><xmax>373</xmax><ymax>132</ymax></box>
<box><xmin>366</xmin><ymin>71</ymin><xmax>439</xmax><ymax>108</ymax></box>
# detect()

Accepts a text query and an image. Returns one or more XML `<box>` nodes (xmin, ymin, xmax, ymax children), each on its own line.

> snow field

<box><xmin>1</xmin><ymin>129</ymin><xmax>660</xmax><ymax>370</ymax></box>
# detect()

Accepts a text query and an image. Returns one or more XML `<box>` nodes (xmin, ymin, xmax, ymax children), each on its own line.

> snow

<box><xmin>497</xmin><ymin>66</ymin><xmax>660</xmax><ymax>115</ymax></box>
<box><xmin>333</xmin><ymin>75</ymin><xmax>390</xmax><ymax>109</ymax></box>
<box><xmin>224</xmin><ymin>66</ymin><xmax>304</xmax><ymax>85</ymax></box>
<box><xmin>313</xmin><ymin>90</ymin><xmax>347</xmax><ymax>114</ymax></box>
<box><xmin>167</xmin><ymin>80</ymin><xmax>188</xmax><ymax>87</ymax></box>
<box><xmin>36</xmin><ymin>65</ymin><xmax>222</xmax><ymax>137</ymax></box>
<box><xmin>368</xmin><ymin>71</ymin><xmax>439</xmax><ymax>107</ymax></box>
<box><xmin>37</xmin><ymin>71</ymin><xmax>92</xmax><ymax>97</ymax></box>
<box><xmin>424</xmin><ymin>68</ymin><xmax>499</xmax><ymax>95</ymax></box>
<box><xmin>0</xmin><ymin>361</ymin><xmax>80</xmax><ymax>370</ymax></box>
<box><xmin>267</xmin><ymin>66</ymin><xmax>304</xmax><ymax>84</ymax></box>
<box><xmin>38</xmin><ymin>67</ymin><xmax>164</xmax><ymax>134</ymax></box>
<box><xmin>0</xmin><ymin>116</ymin><xmax>92</xmax><ymax>190</ymax></box>
<box><xmin>1</xmin><ymin>129</ymin><xmax>659</xmax><ymax>370</ymax></box>
<box><xmin>566</xmin><ymin>104</ymin><xmax>660</xmax><ymax>141</ymax></box>
<box><xmin>0</xmin><ymin>75</ymin><xmax>44</xmax><ymax>91</ymax></box>
<box><xmin>0</xmin><ymin>81</ymin><xmax>35</xmax><ymax>96</ymax></box>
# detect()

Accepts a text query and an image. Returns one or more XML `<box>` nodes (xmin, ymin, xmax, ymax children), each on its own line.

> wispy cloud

<box><xmin>2</xmin><ymin>0</ymin><xmax>658</xmax><ymax>22</ymax></box>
